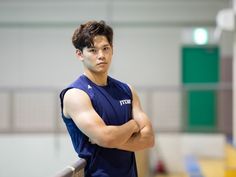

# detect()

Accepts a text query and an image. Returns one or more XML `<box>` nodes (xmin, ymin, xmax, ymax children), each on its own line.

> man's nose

<box><xmin>97</xmin><ymin>50</ymin><xmax>105</xmax><ymax>60</ymax></box>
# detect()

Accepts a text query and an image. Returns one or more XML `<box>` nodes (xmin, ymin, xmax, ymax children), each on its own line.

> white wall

<box><xmin>113</xmin><ymin>27</ymin><xmax>181</xmax><ymax>86</ymax></box>
<box><xmin>0</xmin><ymin>134</ymin><xmax>78</xmax><ymax>177</ymax></box>
<box><xmin>0</xmin><ymin>26</ymin><xmax>183</xmax><ymax>88</ymax></box>
<box><xmin>0</xmin><ymin>0</ymin><xmax>231</xmax><ymax>88</ymax></box>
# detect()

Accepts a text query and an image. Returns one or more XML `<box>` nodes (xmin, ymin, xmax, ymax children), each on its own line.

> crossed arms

<box><xmin>63</xmin><ymin>86</ymin><xmax>155</xmax><ymax>151</ymax></box>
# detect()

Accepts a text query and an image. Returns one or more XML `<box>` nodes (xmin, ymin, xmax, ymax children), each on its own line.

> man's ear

<box><xmin>76</xmin><ymin>49</ymin><xmax>84</xmax><ymax>61</ymax></box>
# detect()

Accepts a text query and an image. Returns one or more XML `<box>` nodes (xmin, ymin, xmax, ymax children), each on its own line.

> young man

<box><xmin>60</xmin><ymin>20</ymin><xmax>154</xmax><ymax>177</ymax></box>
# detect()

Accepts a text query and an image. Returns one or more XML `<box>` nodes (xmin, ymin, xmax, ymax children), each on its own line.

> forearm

<box><xmin>116</xmin><ymin>85</ymin><xmax>155</xmax><ymax>152</ymax></box>
<box><xmin>94</xmin><ymin>119</ymin><xmax>139</xmax><ymax>148</ymax></box>
<box><xmin>117</xmin><ymin>126</ymin><xmax>154</xmax><ymax>152</ymax></box>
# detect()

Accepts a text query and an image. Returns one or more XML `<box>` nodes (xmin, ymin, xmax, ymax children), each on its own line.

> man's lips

<box><xmin>97</xmin><ymin>62</ymin><xmax>107</xmax><ymax>66</ymax></box>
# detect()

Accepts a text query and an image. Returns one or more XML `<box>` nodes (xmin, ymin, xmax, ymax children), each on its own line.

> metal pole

<box><xmin>233</xmin><ymin>0</ymin><xmax>236</xmax><ymax>146</ymax></box>
<box><xmin>54</xmin><ymin>159</ymin><xmax>86</xmax><ymax>177</ymax></box>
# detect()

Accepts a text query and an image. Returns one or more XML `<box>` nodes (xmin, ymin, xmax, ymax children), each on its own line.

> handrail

<box><xmin>54</xmin><ymin>159</ymin><xmax>86</xmax><ymax>177</ymax></box>
<box><xmin>0</xmin><ymin>83</ymin><xmax>232</xmax><ymax>92</ymax></box>
<box><xmin>0</xmin><ymin>83</ymin><xmax>232</xmax><ymax>134</ymax></box>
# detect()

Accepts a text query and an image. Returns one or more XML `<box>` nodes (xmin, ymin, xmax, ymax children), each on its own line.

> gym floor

<box><xmin>155</xmin><ymin>143</ymin><xmax>236</xmax><ymax>177</ymax></box>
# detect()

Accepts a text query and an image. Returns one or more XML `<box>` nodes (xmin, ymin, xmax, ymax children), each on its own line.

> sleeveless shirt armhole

<box><xmin>109</xmin><ymin>76</ymin><xmax>133</xmax><ymax>101</ymax></box>
<box><xmin>124</xmin><ymin>83</ymin><xmax>133</xmax><ymax>101</ymax></box>
<box><xmin>59</xmin><ymin>87</ymin><xmax>94</xmax><ymax>115</ymax></box>
<box><xmin>60</xmin><ymin>87</ymin><xmax>73</xmax><ymax>111</ymax></box>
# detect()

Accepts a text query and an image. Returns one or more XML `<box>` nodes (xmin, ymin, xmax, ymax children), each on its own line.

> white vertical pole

<box><xmin>233</xmin><ymin>0</ymin><xmax>236</xmax><ymax>146</ymax></box>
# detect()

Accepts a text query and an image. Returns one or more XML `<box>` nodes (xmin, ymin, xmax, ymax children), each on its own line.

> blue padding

<box><xmin>190</xmin><ymin>175</ymin><xmax>204</xmax><ymax>177</ymax></box>
<box><xmin>185</xmin><ymin>155</ymin><xmax>204</xmax><ymax>177</ymax></box>
<box><xmin>189</xmin><ymin>174</ymin><xmax>204</xmax><ymax>177</ymax></box>
<box><xmin>185</xmin><ymin>156</ymin><xmax>201</xmax><ymax>173</ymax></box>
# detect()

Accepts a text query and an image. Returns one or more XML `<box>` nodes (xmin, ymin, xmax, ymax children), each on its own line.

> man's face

<box><xmin>79</xmin><ymin>35</ymin><xmax>113</xmax><ymax>74</ymax></box>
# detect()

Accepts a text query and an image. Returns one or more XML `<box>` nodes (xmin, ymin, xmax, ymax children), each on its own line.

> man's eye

<box><xmin>89</xmin><ymin>49</ymin><xmax>96</xmax><ymax>53</ymax></box>
<box><xmin>104</xmin><ymin>47</ymin><xmax>110</xmax><ymax>51</ymax></box>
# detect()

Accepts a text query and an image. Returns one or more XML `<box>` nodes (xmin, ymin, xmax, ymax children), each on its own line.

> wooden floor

<box><xmin>154</xmin><ymin>143</ymin><xmax>236</xmax><ymax>177</ymax></box>
<box><xmin>224</xmin><ymin>143</ymin><xmax>236</xmax><ymax>177</ymax></box>
<box><xmin>155</xmin><ymin>158</ymin><xmax>225</xmax><ymax>177</ymax></box>
<box><xmin>198</xmin><ymin>158</ymin><xmax>225</xmax><ymax>177</ymax></box>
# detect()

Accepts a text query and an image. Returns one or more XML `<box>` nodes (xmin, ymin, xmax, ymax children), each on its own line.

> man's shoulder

<box><xmin>60</xmin><ymin>75</ymin><xmax>91</xmax><ymax>100</ymax></box>
<box><xmin>64</xmin><ymin>88</ymin><xmax>89</xmax><ymax>101</ymax></box>
<box><xmin>108</xmin><ymin>76</ymin><xmax>133</xmax><ymax>96</ymax></box>
<box><xmin>109</xmin><ymin>76</ymin><xmax>128</xmax><ymax>86</ymax></box>
<box><xmin>69</xmin><ymin>75</ymin><xmax>87</xmax><ymax>87</ymax></box>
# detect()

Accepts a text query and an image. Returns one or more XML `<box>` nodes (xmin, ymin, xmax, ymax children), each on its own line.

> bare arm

<box><xmin>117</xmin><ymin>86</ymin><xmax>155</xmax><ymax>151</ymax></box>
<box><xmin>63</xmin><ymin>88</ymin><xmax>139</xmax><ymax>148</ymax></box>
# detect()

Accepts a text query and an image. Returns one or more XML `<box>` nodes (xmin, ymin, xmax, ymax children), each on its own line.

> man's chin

<box><xmin>93</xmin><ymin>70</ymin><xmax>108</xmax><ymax>75</ymax></box>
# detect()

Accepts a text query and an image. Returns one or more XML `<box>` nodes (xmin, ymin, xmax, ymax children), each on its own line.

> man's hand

<box><xmin>117</xmin><ymin>86</ymin><xmax>155</xmax><ymax>152</ymax></box>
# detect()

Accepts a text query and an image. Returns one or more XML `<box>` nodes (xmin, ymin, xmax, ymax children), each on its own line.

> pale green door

<box><xmin>182</xmin><ymin>46</ymin><xmax>219</xmax><ymax>132</ymax></box>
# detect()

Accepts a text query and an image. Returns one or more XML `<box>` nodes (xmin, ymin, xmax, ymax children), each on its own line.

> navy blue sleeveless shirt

<box><xmin>60</xmin><ymin>75</ymin><xmax>138</xmax><ymax>177</ymax></box>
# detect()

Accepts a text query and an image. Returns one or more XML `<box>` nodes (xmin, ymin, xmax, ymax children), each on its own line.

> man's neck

<box><xmin>84</xmin><ymin>71</ymin><xmax>108</xmax><ymax>86</ymax></box>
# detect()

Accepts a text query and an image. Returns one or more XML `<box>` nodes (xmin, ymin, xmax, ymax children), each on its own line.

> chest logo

<box><xmin>119</xmin><ymin>99</ymin><xmax>131</xmax><ymax>106</ymax></box>
<box><xmin>88</xmin><ymin>85</ymin><xmax>92</xmax><ymax>89</ymax></box>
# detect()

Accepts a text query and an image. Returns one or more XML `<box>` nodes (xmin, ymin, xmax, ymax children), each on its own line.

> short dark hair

<box><xmin>72</xmin><ymin>20</ymin><xmax>113</xmax><ymax>51</ymax></box>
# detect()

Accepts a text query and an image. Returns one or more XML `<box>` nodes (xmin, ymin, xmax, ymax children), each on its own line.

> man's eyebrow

<box><xmin>87</xmin><ymin>46</ymin><xmax>95</xmax><ymax>49</ymax></box>
<box><xmin>88</xmin><ymin>44</ymin><xmax>110</xmax><ymax>49</ymax></box>
<box><xmin>103</xmin><ymin>44</ymin><xmax>111</xmax><ymax>47</ymax></box>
